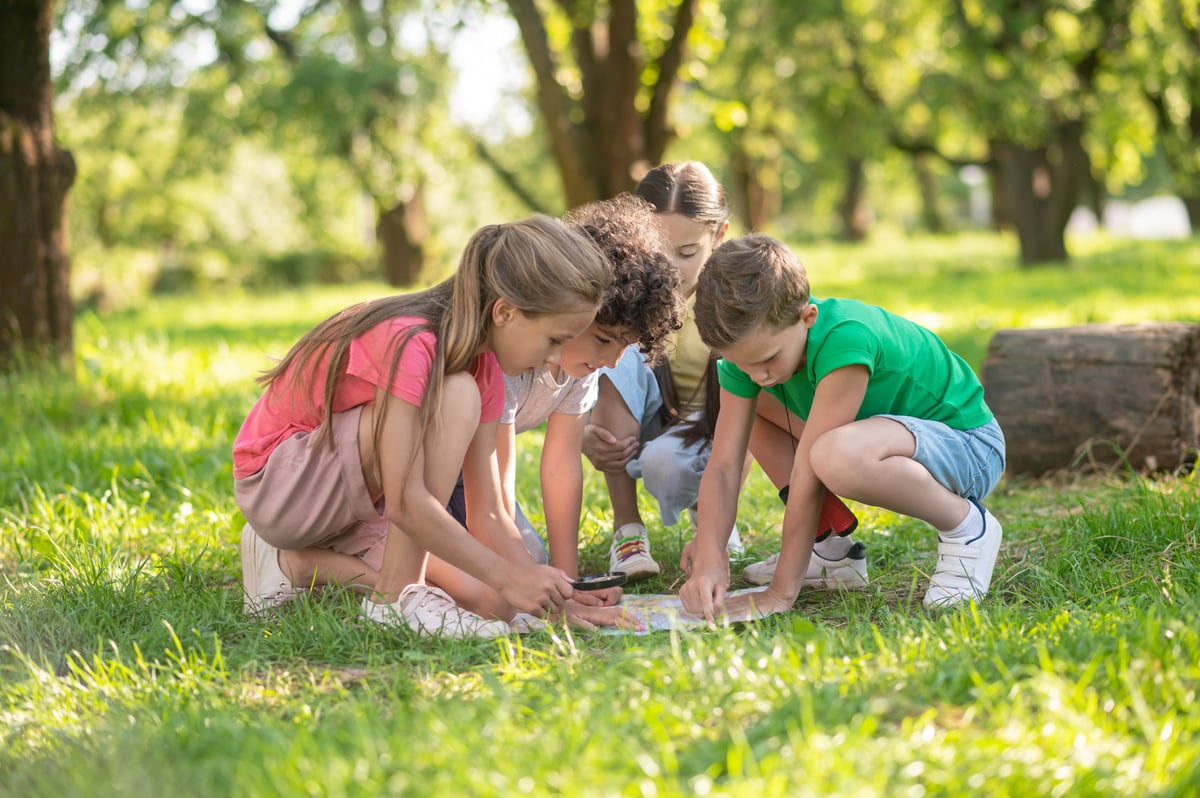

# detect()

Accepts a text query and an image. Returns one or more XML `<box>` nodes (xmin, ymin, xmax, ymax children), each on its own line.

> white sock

<box><xmin>814</xmin><ymin>533</ymin><xmax>855</xmax><ymax>559</ymax></box>
<box><xmin>939</xmin><ymin>503</ymin><xmax>982</xmax><ymax>541</ymax></box>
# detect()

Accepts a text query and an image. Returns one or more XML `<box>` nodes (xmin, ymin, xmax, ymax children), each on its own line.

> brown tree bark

<box><xmin>376</xmin><ymin>185</ymin><xmax>427</xmax><ymax>288</ymax></box>
<box><xmin>991</xmin><ymin>119</ymin><xmax>1088</xmax><ymax>266</ymax></box>
<box><xmin>913</xmin><ymin>153</ymin><xmax>945</xmax><ymax>234</ymax></box>
<box><xmin>728</xmin><ymin>142</ymin><xmax>780</xmax><ymax>232</ymax></box>
<box><xmin>836</xmin><ymin>157</ymin><xmax>869</xmax><ymax>242</ymax></box>
<box><xmin>982</xmin><ymin>322</ymin><xmax>1200</xmax><ymax>476</ymax></box>
<box><xmin>0</xmin><ymin>0</ymin><xmax>76</xmax><ymax>370</ymax></box>
<box><xmin>504</xmin><ymin>0</ymin><xmax>698</xmax><ymax>208</ymax></box>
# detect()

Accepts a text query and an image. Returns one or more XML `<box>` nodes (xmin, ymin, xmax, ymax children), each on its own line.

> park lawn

<box><xmin>1</xmin><ymin>232</ymin><xmax>1199</xmax><ymax>797</ymax></box>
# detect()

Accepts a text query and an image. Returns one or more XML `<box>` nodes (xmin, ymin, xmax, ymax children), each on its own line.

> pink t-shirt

<box><xmin>233</xmin><ymin>316</ymin><xmax>504</xmax><ymax>479</ymax></box>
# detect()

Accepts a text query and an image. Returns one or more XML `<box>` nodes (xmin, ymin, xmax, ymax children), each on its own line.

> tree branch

<box><xmin>505</xmin><ymin>0</ymin><xmax>592</xmax><ymax>204</ymax></box>
<box><xmin>644</xmin><ymin>0</ymin><xmax>697</xmax><ymax>164</ymax></box>
<box><xmin>472</xmin><ymin>138</ymin><xmax>553</xmax><ymax>215</ymax></box>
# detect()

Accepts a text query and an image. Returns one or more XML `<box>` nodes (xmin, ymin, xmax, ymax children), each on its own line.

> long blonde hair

<box><xmin>260</xmin><ymin>215</ymin><xmax>609</xmax><ymax>453</ymax></box>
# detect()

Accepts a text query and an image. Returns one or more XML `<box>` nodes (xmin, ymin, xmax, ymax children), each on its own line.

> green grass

<box><xmin>2</xmin><ymin>232</ymin><xmax>1199</xmax><ymax>796</ymax></box>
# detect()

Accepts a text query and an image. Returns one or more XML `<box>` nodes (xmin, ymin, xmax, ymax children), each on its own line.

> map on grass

<box><xmin>602</xmin><ymin>587</ymin><xmax>770</xmax><ymax>635</ymax></box>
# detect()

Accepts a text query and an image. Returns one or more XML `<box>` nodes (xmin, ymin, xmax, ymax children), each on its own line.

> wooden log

<box><xmin>981</xmin><ymin>322</ymin><xmax>1200</xmax><ymax>476</ymax></box>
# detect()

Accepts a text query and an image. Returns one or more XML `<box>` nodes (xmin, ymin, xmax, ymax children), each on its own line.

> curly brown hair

<box><xmin>564</xmin><ymin>194</ymin><xmax>685</xmax><ymax>364</ymax></box>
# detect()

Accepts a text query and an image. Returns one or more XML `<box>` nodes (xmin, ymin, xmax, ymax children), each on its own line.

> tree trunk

<box><xmin>991</xmin><ymin>119</ymin><xmax>1088</xmax><ymax>266</ymax></box>
<box><xmin>1183</xmin><ymin>195</ymin><xmax>1200</xmax><ymax>232</ymax></box>
<box><xmin>913</xmin><ymin>152</ymin><xmax>945</xmax><ymax>234</ymax></box>
<box><xmin>0</xmin><ymin>0</ymin><xmax>76</xmax><ymax>370</ymax></box>
<box><xmin>505</xmin><ymin>0</ymin><xmax>698</xmax><ymax>209</ymax></box>
<box><xmin>836</xmin><ymin>157</ymin><xmax>869</xmax><ymax>242</ymax></box>
<box><xmin>728</xmin><ymin>141</ymin><xmax>780</xmax><ymax>232</ymax></box>
<box><xmin>376</xmin><ymin>186</ymin><xmax>426</xmax><ymax>287</ymax></box>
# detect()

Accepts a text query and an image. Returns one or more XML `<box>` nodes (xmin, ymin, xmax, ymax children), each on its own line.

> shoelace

<box><xmin>412</xmin><ymin>586</ymin><xmax>458</xmax><ymax>613</ymax></box>
<box><xmin>614</xmin><ymin>535</ymin><xmax>649</xmax><ymax>562</ymax></box>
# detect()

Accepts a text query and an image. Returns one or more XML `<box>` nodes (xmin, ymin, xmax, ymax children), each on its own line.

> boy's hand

<box><xmin>721</xmin><ymin>586</ymin><xmax>794</xmax><ymax>621</ymax></box>
<box><xmin>679</xmin><ymin>555</ymin><xmax>729</xmax><ymax>621</ymax></box>
<box><xmin>498</xmin><ymin>563</ymin><xmax>576</xmax><ymax>617</ymax></box>
<box><xmin>582</xmin><ymin>424</ymin><xmax>639</xmax><ymax>473</ymax></box>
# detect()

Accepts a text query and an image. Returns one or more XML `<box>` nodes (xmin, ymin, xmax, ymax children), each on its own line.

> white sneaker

<box><xmin>742</xmin><ymin>535</ymin><xmax>870</xmax><ymax>588</ymax></box>
<box><xmin>509</xmin><ymin>612</ymin><xmax>549</xmax><ymax>634</ymax></box>
<box><xmin>924</xmin><ymin>500</ymin><xmax>1003</xmax><ymax>608</ymax></box>
<box><xmin>727</xmin><ymin>524</ymin><xmax>745</xmax><ymax>557</ymax></box>
<box><xmin>609</xmin><ymin>522</ymin><xmax>660</xmax><ymax>582</ymax></box>
<box><xmin>361</xmin><ymin>584</ymin><xmax>511</xmax><ymax>638</ymax></box>
<box><xmin>241</xmin><ymin>523</ymin><xmax>304</xmax><ymax>616</ymax></box>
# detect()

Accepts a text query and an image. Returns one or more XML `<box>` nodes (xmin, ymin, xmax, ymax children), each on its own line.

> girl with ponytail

<box><xmin>233</xmin><ymin>216</ymin><xmax>612</xmax><ymax>637</ymax></box>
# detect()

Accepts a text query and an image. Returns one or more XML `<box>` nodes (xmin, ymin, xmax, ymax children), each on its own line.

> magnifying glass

<box><xmin>572</xmin><ymin>571</ymin><xmax>627</xmax><ymax>591</ymax></box>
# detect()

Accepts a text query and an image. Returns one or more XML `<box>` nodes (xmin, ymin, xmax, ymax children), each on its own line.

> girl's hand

<box><xmin>568</xmin><ymin>585</ymin><xmax>623</xmax><ymax>607</ymax></box>
<box><xmin>581</xmin><ymin>424</ymin><xmax>639</xmax><ymax>473</ymax></box>
<box><xmin>498</xmin><ymin>563</ymin><xmax>576</xmax><ymax>616</ymax></box>
<box><xmin>556</xmin><ymin>601</ymin><xmax>645</xmax><ymax>632</ymax></box>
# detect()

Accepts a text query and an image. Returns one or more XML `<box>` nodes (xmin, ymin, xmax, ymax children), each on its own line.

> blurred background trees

<box><xmin>2</xmin><ymin>0</ymin><xmax>1195</xmax><ymax>367</ymax></box>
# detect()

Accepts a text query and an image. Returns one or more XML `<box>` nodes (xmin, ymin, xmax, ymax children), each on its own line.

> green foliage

<box><xmin>3</xmin><ymin>235</ymin><xmax>1200</xmax><ymax>795</ymax></box>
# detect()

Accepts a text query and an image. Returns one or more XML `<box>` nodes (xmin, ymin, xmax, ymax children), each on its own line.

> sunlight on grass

<box><xmin>2</xmin><ymin>233</ymin><xmax>1199</xmax><ymax>796</ymax></box>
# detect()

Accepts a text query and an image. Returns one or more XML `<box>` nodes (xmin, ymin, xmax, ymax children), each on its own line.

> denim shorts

<box><xmin>876</xmin><ymin>415</ymin><xmax>1006</xmax><ymax>501</ymax></box>
<box><xmin>600</xmin><ymin>345</ymin><xmax>666</xmax><ymax>441</ymax></box>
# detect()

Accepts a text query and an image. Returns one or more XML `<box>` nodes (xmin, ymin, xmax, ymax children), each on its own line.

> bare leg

<box><xmin>589</xmin><ymin>376</ymin><xmax>645</xmax><ymax>529</ymax></box>
<box><xmin>811</xmin><ymin>417</ymin><xmax>970</xmax><ymax>531</ymax></box>
<box><xmin>363</xmin><ymin>371</ymin><xmax>483</xmax><ymax>603</ymax></box>
<box><xmin>748</xmin><ymin>392</ymin><xmax>804</xmax><ymax>489</ymax></box>
<box><xmin>277</xmin><ymin>546</ymin><xmax>379</xmax><ymax>595</ymax></box>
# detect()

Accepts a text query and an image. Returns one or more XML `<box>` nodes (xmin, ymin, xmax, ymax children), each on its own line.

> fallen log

<box><xmin>981</xmin><ymin>322</ymin><xmax>1200</xmax><ymax>476</ymax></box>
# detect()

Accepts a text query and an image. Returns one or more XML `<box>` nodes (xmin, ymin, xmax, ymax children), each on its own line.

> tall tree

<box><xmin>56</xmin><ymin>0</ymin><xmax>453</xmax><ymax>286</ymax></box>
<box><xmin>1139</xmin><ymin>0</ymin><xmax>1200</xmax><ymax>228</ymax></box>
<box><xmin>503</xmin><ymin>0</ymin><xmax>705</xmax><ymax>206</ymax></box>
<box><xmin>0</xmin><ymin>0</ymin><xmax>76</xmax><ymax>369</ymax></box>
<box><xmin>945</xmin><ymin>0</ymin><xmax>1132</xmax><ymax>264</ymax></box>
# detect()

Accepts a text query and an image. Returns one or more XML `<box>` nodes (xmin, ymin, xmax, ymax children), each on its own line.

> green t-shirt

<box><xmin>716</xmin><ymin>297</ymin><xmax>993</xmax><ymax>430</ymax></box>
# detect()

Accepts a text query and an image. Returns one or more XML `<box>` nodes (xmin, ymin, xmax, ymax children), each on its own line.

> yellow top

<box><xmin>669</xmin><ymin>299</ymin><xmax>710</xmax><ymax>416</ymax></box>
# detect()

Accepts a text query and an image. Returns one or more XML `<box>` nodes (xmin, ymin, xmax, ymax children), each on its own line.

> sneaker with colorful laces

<box><xmin>742</xmin><ymin>534</ymin><xmax>870</xmax><ymax>588</ymax></box>
<box><xmin>609</xmin><ymin>522</ymin><xmax>660</xmax><ymax>582</ymax></box>
<box><xmin>241</xmin><ymin>523</ymin><xmax>305</xmax><ymax>616</ymax></box>
<box><xmin>361</xmin><ymin>584</ymin><xmax>511</xmax><ymax>638</ymax></box>
<box><xmin>923</xmin><ymin>499</ymin><xmax>1003</xmax><ymax>608</ymax></box>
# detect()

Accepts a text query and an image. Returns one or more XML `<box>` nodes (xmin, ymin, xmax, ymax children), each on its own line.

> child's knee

<box><xmin>810</xmin><ymin>429</ymin><xmax>860</xmax><ymax>490</ymax></box>
<box><xmin>591</xmin><ymin>377</ymin><xmax>640</xmax><ymax>438</ymax></box>
<box><xmin>639</xmin><ymin>437</ymin><xmax>701</xmax><ymax>501</ymax></box>
<box><xmin>437</xmin><ymin>371</ymin><xmax>482</xmax><ymax>419</ymax></box>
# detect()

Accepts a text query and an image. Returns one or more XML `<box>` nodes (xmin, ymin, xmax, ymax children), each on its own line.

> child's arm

<box><xmin>375</xmin><ymin>394</ymin><xmax>572</xmax><ymax>616</ymax></box>
<box><xmin>495</xmin><ymin>421</ymin><xmax>519</xmax><ymax>520</ymax></box>
<box><xmin>726</xmin><ymin>365</ymin><xmax>870</xmax><ymax>619</ymax></box>
<box><xmin>540</xmin><ymin>411</ymin><xmax>586</xmax><ymax>577</ymax></box>
<box><xmin>463</xmin><ymin>418</ymin><xmax>540</xmax><ymax>565</ymax></box>
<box><xmin>679</xmin><ymin>387</ymin><xmax>758</xmax><ymax>619</ymax></box>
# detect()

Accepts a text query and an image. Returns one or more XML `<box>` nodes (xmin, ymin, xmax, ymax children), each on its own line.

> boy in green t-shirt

<box><xmin>679</xmin><ymin>235</ymin><xmax>1006</xmax><ymax>620</ymax></box>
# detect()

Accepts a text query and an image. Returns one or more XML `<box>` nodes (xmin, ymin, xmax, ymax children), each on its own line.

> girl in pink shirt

<box><xmin>234</xmin><ymin>216</ymin><xmax>617</xmax><ymax>637</ymax></box>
